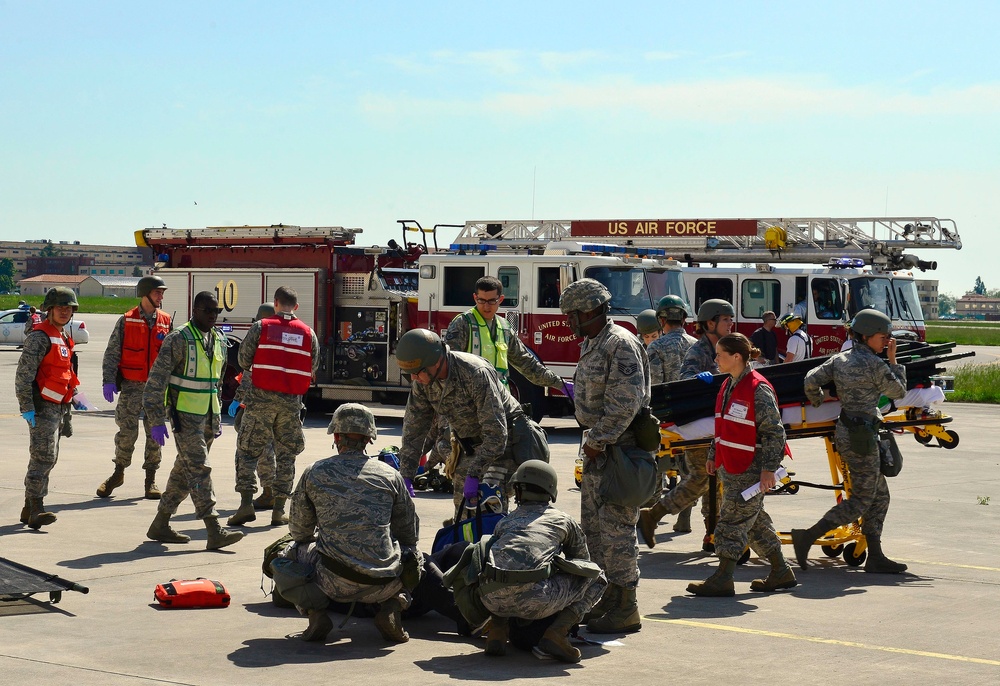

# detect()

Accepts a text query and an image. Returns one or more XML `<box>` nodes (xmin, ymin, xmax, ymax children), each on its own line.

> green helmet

<box><xmin>696</xmin><ymin>298</ymin><xmax>735</xmax><ymax>323</ymax></box>
<box><xmin>42</xmin><ymin>287</ymin><xmax>79</xmax><ymax>312</ymax></box>
<box><xmin>510</xmin><ymin>459</ymin><xmax>558</xmax><ymax>502</ymax></box>
<box><xmin>137</xmin><ymin>275</ymin><xmax>167</xmax><ymax>298</ymax></box>
<box><xmin>559</xmin><ymin>278</ymin><xmax>612</xmax><ymax>314</ymax></box>
<box><xmin>656</xmin><ymin>294</ymin><xmax>689</xmax><ymax>321</ymax></box>
<box><xmin>636</xmin><ymin>309</ymin><xmax>660</xmax><ymax>335</ymax></box>
<box><xmin>850</xmin><ymin>309</ymin><xmax>891</xmax><ymax>336</ymax></box>
<box><xmin>327</xmin><ymin>402</ymin><xmax>378</xmax><ymax>440</ymax></box>
<box><xmin>254</xmin><ymin>303</ymin><xmax>276</xmax><ymax>322</ymax></box>
<box><xmin>396</xmin><ymin>329</ymin><xmax>445</xmax><ymax>374</ymax></box>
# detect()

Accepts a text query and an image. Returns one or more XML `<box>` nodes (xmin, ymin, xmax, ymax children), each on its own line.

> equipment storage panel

<box><xmin>333</xmin><ymin>305</ymin><xmax>391</xmax><ymax>383</ymax></box>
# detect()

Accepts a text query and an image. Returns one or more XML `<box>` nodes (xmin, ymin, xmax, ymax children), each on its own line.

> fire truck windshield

<box><xmin>893</xmin><ymin>278</ymin><xmax>924</xmax><ymax>322</ymax></box>
<box><xmin>849</xmin><ymin>276</ymin><xmax>897</xmax><ymax>319</ymax></box>
<box><xmin>585</xmin><ymin>266</ymin><xmax>688</xmax><ymax>315</ymax></box>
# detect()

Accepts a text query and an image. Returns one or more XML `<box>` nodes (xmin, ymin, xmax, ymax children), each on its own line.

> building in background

<box><xmin>955</xmin><ymin>293</ymin><xmax>1000</xmax><ymax>321</ymax></box>
<box><xmin>1</xmin><ymin>239</ymin><xmax>153</xmax><ymax>281</ymax></box>
<box><xmin>914</xmin><ymin>279</ymin><xmax>939</xmax><ymax>320</ymax></box>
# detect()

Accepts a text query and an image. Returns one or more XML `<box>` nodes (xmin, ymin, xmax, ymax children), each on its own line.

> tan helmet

<box><xmin>510</xmin><ymin>459</ymin><xmax>558</xmax><ymax>502</ymax></box>
<box><xmin>42</xmin><ymin>287</ymin><xmax>79</xmax><ymax>312</ymax></box>
<box><xmin>327</xmin><ymin>403</ymin><xmax>378</xmax><ymax>440</ymax></box>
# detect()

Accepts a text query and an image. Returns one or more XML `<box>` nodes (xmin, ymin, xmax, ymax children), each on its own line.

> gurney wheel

<box><xmin>785</xmin><ymin>483</ymin><xmax>800</xmax><ymax>494</ymax></box>
<box><xmin>937</xmin><ymin>430</ymin><xmax>960</xmax><ymax>450</ymax></box>
<box><xmin>914</xmin><ymin>432</ymin><xmax>933</xmax><ymax>445</ymax></box>
<box><xmin>843</xmin><ymin>543</ymin><xmax>866</xmax><ymax>567</ymax></box>
<box><xmin>821</xmin><ymin>544</ymin><xmax>844</xmax><ymax>558</ymax></box>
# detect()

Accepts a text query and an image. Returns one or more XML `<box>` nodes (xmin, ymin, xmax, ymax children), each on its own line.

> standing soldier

<box><xmin>143</xmin><ymin>291</ymin><xmax>243</xmax><ymax>550</ymax></box>
<box><xmin>560</xmin><ymin>278</ymin><xmax>649</xmax><ymax>635</ymax></box>
<box><xmin>634</xmin><ymin>309</ymin><xmax>661</xmax><ymax>349</ymax></box>
<box><xmin>16</xmin><ymin>287</ymin><xmax>82</xmax><ymax>529</ymax></box>
<box><xmin>96</xmin><ymin>275</ymin><xmax>172</xmax><ymax>499</ymax></box>
<box><xmin>230</xmin><ymin>286</ymin><xmax>320</xmax><ymax>527</ymax></box>
<box><xmin>640</xmin><ymin>299</ymin><xmax>734</xmax><ymax>553</ymax></box>
<box><xmin>639</xmin><ymin>294</ymin><xmax>698</xmax><ymax>542</ymax></box>
<box><xmin>395</xmin><ymin>329</ymin><xmax>547</xmax><ymax>518</ymax></box>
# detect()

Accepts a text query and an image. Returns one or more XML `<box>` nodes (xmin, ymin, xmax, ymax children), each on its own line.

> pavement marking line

<box><xmin>648</xmin><ymin>618</ymin><xmax>1000</xmax><ymax>666</ymax></box>
<box><xmin>898</xmin><ymin>559</ymin><xmax>1000</xmax><ymax>573</ymax></box>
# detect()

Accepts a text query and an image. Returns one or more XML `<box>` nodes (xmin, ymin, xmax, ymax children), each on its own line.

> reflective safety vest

<box><xmin>462</xmin><ymin>309</ymin><xmax>510</xmax><ymax>384</ymax></box>
<box><xmin>35</xmin><ymin>320</ymin><xmax>79</xmax><ymax>404</ymax></box>
<box><xmin>251</xmin><ymin>314</ymin><xmax>313</xmax><ymax>395</ymax></box>
<box><xmin>713</xmin><ymin>370</ymin><xmax>774</xmax><ymax>475</ymax></box>
<box><xmin>120</xmin><ymin>306</ymin><xmax>172</xmax><ymax>382</ymax></box>
<box><xmin>168</xmin><ymin>322</ymin><xmax>226</xmax><ymax>415</ymax></box>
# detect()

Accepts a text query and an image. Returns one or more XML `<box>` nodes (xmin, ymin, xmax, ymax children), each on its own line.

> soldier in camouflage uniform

<box><xmin>16</xmin><ymin>287</ymin><xmax>82</xmax><ymax>529</ymax></box>
<box><xmin>643</xmin><ymin>299</ymin><xmax>734</xmax><ymax>553</ymax></box>
<box><xmin>396</xmin><ymin>329</ymin><xmax>548</xmax><ymax>519</ymax></box>
<box><xmin>96</xmin><ymin>275</ymin><xmax>172</xmax><ymax>500</ymax></box>
<box><xmin>280</xmin><ymin>403</ymin><xmax>419</xmax><ymax>644</ymax></box>
<box><xmin>639</xmin><ymin>295</ymin><xmax>698</xmax><ymax>541</ymax></box>
<box><xmin>143</xmin><ymin>291</ymin><xmax>244</xmax><ymax>550</ymax></box>
<box><xmin>793</xmin><ymin>309</ymin><xmax>908</xmax><ymax>574</ymax></box>
<box><xmin>561</xmin><ymin>278</ymin><xmax>649</xmax><ymax>635</ymax></box>
<box><xmin>231</xmin><ymin>287</ymin><xmax>320</xmax><ymax>527</ymax></box>
<box><xmin>479</xmin><ymin>460</ymin><xmax>607</xmax><ymax>662</ymax></box>
<box><xmin>687</xmin><ymin>333</ymin><xmax>796</xmax><ymax>596</ymax></box>
<box><xmin>634</xmin><ymin>309</ymin><xmax>661</xmax><ymax>348</ymax></box>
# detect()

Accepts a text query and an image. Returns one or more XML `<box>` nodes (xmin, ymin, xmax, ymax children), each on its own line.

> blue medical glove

<box><xmin>403</xmin><ymin>478</ymin><xmax>416</xmax><ymax>498</ymax></box>
<box><xmin>463</xmin><ymin>476</ymin><xmax>480</xmax><ymax>501</ymax></box>
<box><xmin>151</xmin><ymin>425</ymin><xmax>170</xmax><ymax>446</ymax></box>
<box><xmin>22</xmin><ymin>410</ymin><xmax>36</xmax><ymax>428</ymax></box>
<box><xmin>103</xmin><ymin>383</ymin><xmax>118</xmax><ymax>403</ymax></box>
<box><xmin>563</xmin><ymin>381</ymin><xmax>575</xmax><ymax>401</ymax></box>
<box><xmin>696</xmin><ymin>371</ymin><xmax>714</xmax><ymax>384</ymax></box>
<box><xmin>228</xmin><ymin>400</ymin><xmax>241</xmax><ymax>418</ymax></box>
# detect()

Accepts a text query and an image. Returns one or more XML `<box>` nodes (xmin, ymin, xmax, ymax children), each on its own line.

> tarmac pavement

<box><xmin>1</xmin><ymin>314</ymin><xmax>998</xmax><ymax>685</ymax></box>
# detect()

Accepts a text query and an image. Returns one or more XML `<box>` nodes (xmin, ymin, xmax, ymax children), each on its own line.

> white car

<box><xmin>0</xmin><ymin>308</ymin><xmax>90</xmax><ymax>345</ymax></box>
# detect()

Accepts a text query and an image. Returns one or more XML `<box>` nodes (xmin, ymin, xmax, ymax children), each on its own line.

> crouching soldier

<box><xmin>473</xmin><ymin>460</ymin><xmax>607</xmax><ymax>663</ymax></box>
<box><xmin>274</xmin><ymin>403</ymin><xmax>420</xmax><ymax>644</ymax></box>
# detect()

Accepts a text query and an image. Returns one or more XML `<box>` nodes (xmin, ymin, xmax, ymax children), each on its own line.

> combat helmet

<box><xmin>396</xmin><ymin>329</ymin><xmax>446</xmax><ymax>375</ymax></box>
<box><xmin>850</xmin><ymin>309</ymin><xmax>891</xmax><ymax>337</ymax></box>
<box><xmin>636</xmin><ymin>309</ymin><xmax>660</xmax><ymax>335</ymax></box>
<box><xmin>656</xmin><ymin>294</ymin><xmax>689</xmax><ymax>321</ymax></box>
<box><xmin>327</xmin><ymin>402</ymin><xmax>378</xmax><ymax>441</ymax></box>
<box><xmin>137</xmin><ymin>275</ymin><xmax>167</xmax><ymax>298</ymax></box>
<box><xmin>42</xmin><ymin>287</ymin><xmax>79</xmax><ymax>312</ymax></box>
<box><xmin>696</xmin><ymin>299</ymin><xmax>735</xmax><ymax>323</ymax></box>
<box><xmin>510</xmin><ymin>459</ymin><xmax>558</xmax><ymax>502</ymax></box>
<box><xmin>559</xmin><ymin>278</ymin><xmax>612</xmax><ymax>314</ymax></box>
<box><xmin>254</xmin><ymin>303</ymin><xmax>276</xmax><ymax>322</ymax></box>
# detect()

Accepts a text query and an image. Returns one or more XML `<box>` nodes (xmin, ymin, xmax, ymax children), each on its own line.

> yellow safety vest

<box><xmin>168</xmin><ymin>322</ymin><xmax>226</xmax><ymax>415</ymax></box>
<box><xmin>463</xmin><ymin>308</ymin><xmax>509</xmax><ymax>384</ymax></box>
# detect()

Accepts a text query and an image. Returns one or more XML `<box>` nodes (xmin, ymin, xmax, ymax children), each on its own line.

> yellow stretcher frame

<box><xmin>653</xmin><ymin>408</ymin><xmax>957</xmax><ymax>567</ymax></box>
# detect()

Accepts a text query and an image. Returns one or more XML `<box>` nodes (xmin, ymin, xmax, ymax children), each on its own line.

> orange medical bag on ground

<box><xmin>154</xmin><ymin>578</ymin><xmax>230</xmax><ymax>608</ymax></box>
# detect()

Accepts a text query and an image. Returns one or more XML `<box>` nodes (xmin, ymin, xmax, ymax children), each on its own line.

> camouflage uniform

<box><xmin>659</xmin><ymin>335</ymin><xmax>722</xmax><ymax>519</ymax></box>
<box><xmin>103</xmin><ymin>312</ymin><xmax>166</xmax><ymax>471</ymax></box>
<box><xmin>233</xmin><ymin>369</ymin><xmax>276</xmax><ymax>489</ymax></box>
<box><xmin>398</xmin><ymin>351</ymin><xmax>543</xmax><ymax>511</ymax></box>
<box><xmin>286</xmin><ymin>448</ymin><xmax>419</xmax><ymax>605</ymax></box>
<box><xmin>575</xmin><ymin>320</ymin><xmax>650</xmax><ymax>587</ymax></box>
<box><xmin>445</xmin><ymin>312</ymin><xmax>564</xmax><ymax>389</ymax></box>
<box><xmin>16</xmin><ymin>329</ymin><xmax>74</xmax><ymax>498</ymax></box>
<box><xmin>142</xmin><ymin>326</ymin><xmax>225</xmax><ymax>519</ymax></box>
<box><xmin>236</xmin><ymin>314</ymin><xmax>320</xmax><ymax>498</ymax></box>
<box><xmin>804</xmin><ymin>345</ymin><xmax>907</xmax><ymax>536</ymax></box>
<box><xmin>480</xmin><ymin>500</ymin><xmax>607</xmax><ymax>620</ymax></box>
<box><xmin>710</xmin><ymin>367</ymin><xmax>786</xmax><ymax>561</ymax></box>
<box><xmin>647</xmin><ymin>328</ymin><xmax>697</xmax><ymax>386</ymax></box>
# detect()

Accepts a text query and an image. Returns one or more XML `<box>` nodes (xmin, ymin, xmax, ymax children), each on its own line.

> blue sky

<box><xmin>2</xmin><ymin>1</ymin><xmax>996</xmax><ymax>296</ymax></box>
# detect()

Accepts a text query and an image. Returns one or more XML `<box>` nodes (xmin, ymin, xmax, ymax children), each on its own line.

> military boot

<box><xmin>637</xmin><ymin>501</ymin><xmax>668</xmax><ymax>549</ymax></box>
<box><xmin>687</xmin><ymin>557</ymin><xmax>737</xmax><ymax>597</ymax></box>
<box><xmin>227</xmin><ymin>492</ymin><xmax>257</xmax><ymax>527</ymax></box>
<box><xmin>791</xmin><ymin>517</ymin><xmax>835</xmax><ymax>571</ymax></box>
<box><xmin>204</xmin><ymin>516</ymin><xmax>245</xmax><ymax>550</ymax></box>
<box><xmin>374</xmin><ymin>593</ymin><xmax>410</xmax><ymax>643</ymax></box>
<box><xmin>26</xmin><ymin>497</ymin><xmax>57</xmax><ymax>530</ymax></box>
<box><xmin>484</xmin><ymin>615</ymin><xmax>509</xmax><ymax>656</ymax></box>
<box><xmin>673</xmin><ymin>505</ymin><xmax>693</xmax><ymax>533</ymax></box>
<box><xmin>271</xmin><ymin>497</ymin><xmax>289</xmax><ymax>526</ymax></box>
<box><xmin>863</xmin><ymin>534</ymin><xmax>908</xmax><ymax>574</ymax></box>
<box><xmin>146</xmin><ymin>510</ymin><xmax>191</xmax><ymax>543</ymax></box>
<box><xmin>19</xmin><ymin>496</ymin><xmax>29</xmax><ymax>525</ymax></box>
<box><xmin>582</xmin><ymin>583</ymin><xmax>618</xmax><ymax>623</ymax></box>
<box><xmin>253</xmin><ymin>485</ymin><xmax>274</xmax><ymax>510</ymax></box>
<box><xmin>750</xmin><ymin>553</ymin><xmax>798</xmax><ymax>592</ymax></box>
<box><xmin>586</xmin><ymin>584</ymin><xmax>641</xmax><ymax>634</ymax></box>
<box><xmin>144</xmin><ymin>468</ymin><xmax>161</xmax><ymax>500</ymax></box>
<box><xmin>96</xmin><ymin>465</ymin><xmax>126</xmax><ymax>498</ymax></box>
<box><xmin>538</xmin><ymin>607</ymin><xmax>583</xmax><ymax>663</ymax></box>
<box><xmin>301</xmin><ymin>609</ymin><xmax>333</xmax><ymax>642</ymax></box>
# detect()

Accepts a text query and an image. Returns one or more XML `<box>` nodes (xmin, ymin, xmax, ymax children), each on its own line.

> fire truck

<box><xmin>136</xmin><ymin>215</ymin><xmax>960</xmax><ymax>414</ymax></box>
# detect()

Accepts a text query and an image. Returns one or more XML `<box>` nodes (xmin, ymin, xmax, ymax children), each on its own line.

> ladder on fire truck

<box><xmin>451</xmin><ymin>217</ymin><xmax>961</xmax><ymax>270</ymax></box>
<box><xmin>136</xmin><ymin>224</ymin><xmax>361</xmax><ymax>248</ymax></box>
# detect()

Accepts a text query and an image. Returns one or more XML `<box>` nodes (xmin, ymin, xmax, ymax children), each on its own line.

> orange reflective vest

<box><xmin>120</xmin><ymin>307</ymin><xmax>172</xmax><ymax>382</ymax></box>
<box><xmin>251</xmin><ymin>315</ymin><xmax>313</xmax><ymax>395</ymax></box>
<box><xmin>35</xmin><ymin>320</ymin><xmax>80</xmax><ymax>404</ymax></box>
<box><xmin>713</xmin><ymin>370</ymin><xmax>773</xmax><ymax>475</ymax></box>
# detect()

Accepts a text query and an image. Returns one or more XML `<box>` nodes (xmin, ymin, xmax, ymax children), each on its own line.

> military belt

<box><xmin>318</xmin><ymin>552</ymin><xmax>395</xmax><ymax>586</ymax></box>
<box><xmin>480</xmin><ymin>562</ymin><xmax>552</xmax><ymax>585</ymax></box>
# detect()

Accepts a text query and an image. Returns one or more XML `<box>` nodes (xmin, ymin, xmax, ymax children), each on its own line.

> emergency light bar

<box><xmin>828</xmin><ymin>257</ymin><xmax>866</xmax><ymax>268</ymax></box>
<box><xmin>450</xmin><ymin>243</ymin><xmax>498</xmax><ymax>253</ymax></box>
<box><xmin>580</xmin><ymin>243</ymin><xmax>668</xmax><ymax>257</ymax></box>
